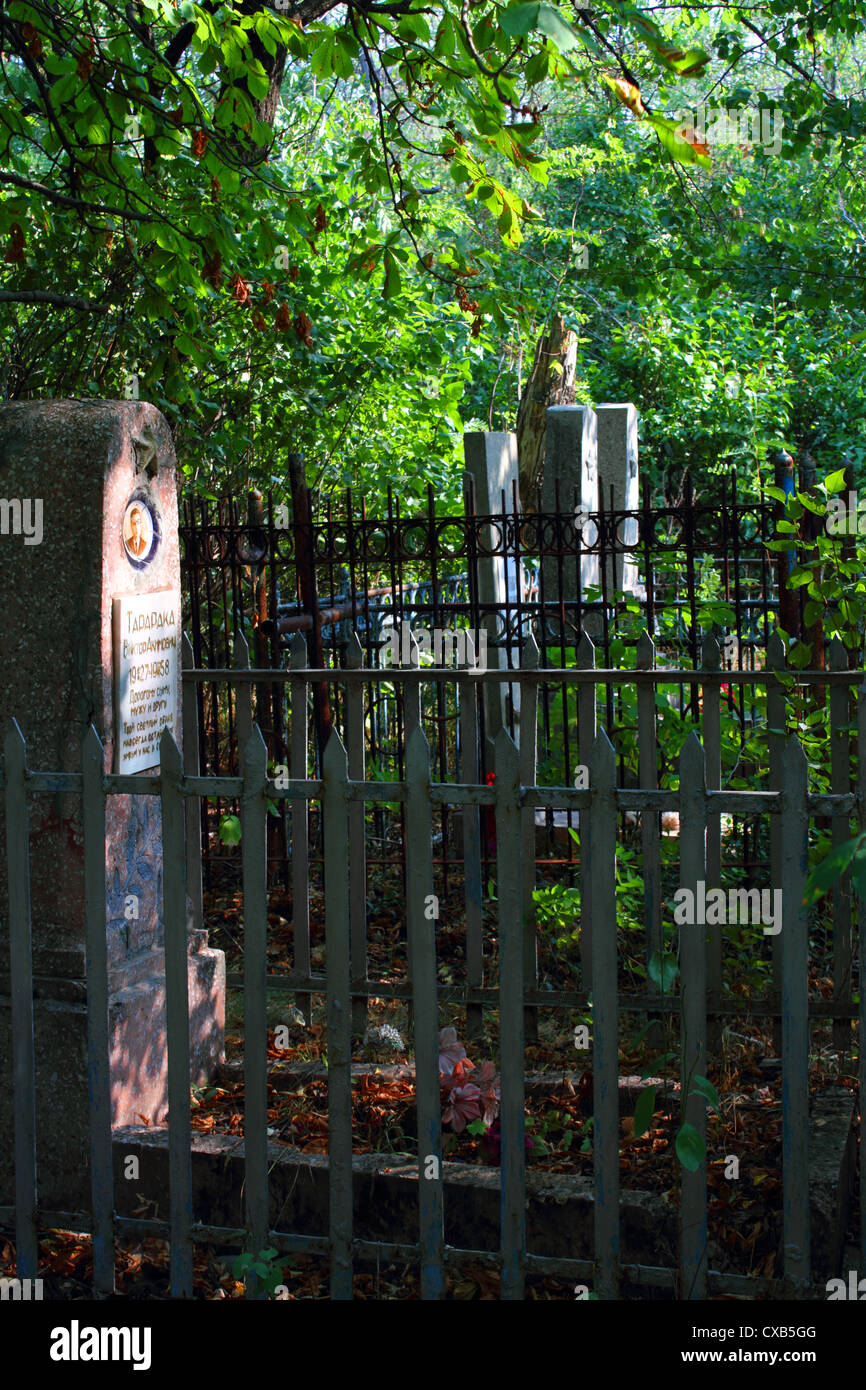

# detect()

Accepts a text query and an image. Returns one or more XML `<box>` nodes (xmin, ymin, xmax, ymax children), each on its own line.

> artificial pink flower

<box><xmin>438</xmin><ymin>1026</ymin><xmax>470</xmax><ymax>1078</ymax></box>
<box><xmin>441</xmin><ymin>1078</ymin><xmax>482</xmax><ymax>1134</ymax></box>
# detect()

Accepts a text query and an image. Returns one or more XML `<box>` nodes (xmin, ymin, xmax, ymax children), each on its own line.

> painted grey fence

<box><xmin>188</xmin><ymin>626</ymin><xmax>863</xmax><ymax>1044</ymax></box>
<box><xmin>3</xmin><ymin>635</ymin><xmax>865</xmax><ymax>1300</ymax></box>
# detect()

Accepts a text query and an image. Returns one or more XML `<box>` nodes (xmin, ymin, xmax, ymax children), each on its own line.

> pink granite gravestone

<box><xmin>0</xmin><ymin>400</ymin><xmax>224</xmax><ymax>1209</ymax></box>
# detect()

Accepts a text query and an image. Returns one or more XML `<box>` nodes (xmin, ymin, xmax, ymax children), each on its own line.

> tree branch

<box><xmin>0</xmin><ymin>289</ymin><xmax>109</xmax><ymax>313</ymax></box>
<box><xmin>0</xmin><ymin>169</ymin><xmax>151</xmax><ymax>221</ymax></box>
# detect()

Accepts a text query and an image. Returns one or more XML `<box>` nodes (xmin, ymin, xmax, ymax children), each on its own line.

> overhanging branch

<box><xmin>0</xmin><ymin>289</ymin><xmax>109</xmax><ymax>313</ymax></box>
<box><xmin>0</xmin><ymin>170</ymin><xmax>151</xmax><ymax>222</ymax></box>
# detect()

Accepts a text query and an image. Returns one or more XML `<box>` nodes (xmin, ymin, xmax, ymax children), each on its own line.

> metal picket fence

<box><xmin>3</xmin><ymin>635</ymin><xmax>865</xmax><ymax>1299</ymax></box>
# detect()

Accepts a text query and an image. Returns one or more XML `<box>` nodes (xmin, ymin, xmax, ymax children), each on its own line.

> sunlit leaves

<box><xmin>602</xmin><ymin>76</ymin><xmax>711</xmax><ymax>167</ymax></box>
<box><xmin>609</xmin><ymin>3</ymin><xmax>709</xmax><ymax>76</ymax></box>
<box><xmin>499</xmin><ymin>2</ymin><xmax>581</xmax><ymax>53</ymax></box>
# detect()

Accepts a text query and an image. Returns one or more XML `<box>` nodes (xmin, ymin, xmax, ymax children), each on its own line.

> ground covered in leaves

<box><xmin>2</xmin><ymin>845</ymin><xmax>856</xmax><ymax>1299</ymax></box>
<box><xmin>0</xmin><ymin>1233</ymin><xmax>583</xmax><ymax>1300</ymax></box>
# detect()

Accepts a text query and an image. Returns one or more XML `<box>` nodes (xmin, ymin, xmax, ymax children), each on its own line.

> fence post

<box><xmin>829</xmin><ymin>638</ymin><xmax>853</xmax><ymax>1052</ymax></box>
<box><xmin>589</xmin><ymin>727</ymin><xmax>619</xmax><ymax>1299</ymax></box>
<box><xmin>182</xmin><ymin>634</ymin><xmax>204</xmax><ymax>933</ymax></box>
<box><xmin>678</xmin><ymin>731</ymin><xmax>707</xmax><ymax>1301</ymax></box>
<box><xmin>401</xmin><ymin>628</ymin><xmax>420</xmax><ymax>983</ymax></box>
<box><xmin>459</xmin><ymin>637</ymin><xmax>484</xmax><ymax>1044</ymax></box>
<box><xmin>780</xmin><ymin>735</ymin><xmax>810</xmax><ymax>1293</ymax></box>
<box><xmin>4</xmin><ymin>720</ymin><xmax>37</xmax><ymax>1281</ymax></box>
<box><xmin>405</xmin><ymin>726</ymin><xmax>444</xmax><ymax>1298</ymax></box>
<box><xmin>323</xmin><ymin>731</ymin><xmax>353</xmax><ymax>1300</ymax></box>
<box><xmin>702</xmin><ymin>635</ymin><xmax>723</xmax><ymax>1052</ymax></box>
<box><xmin>858</xmin><ymin>679</ymin><xmax>866</xmax><ymax>1274</ymax></box>
<box><xmin>519</xmin><ymin>633</ymin><xmax>539</xmax><ymax>1044</ymax></box>
<box><xmin>495</xmin><ymin>728</ymin><xmax>525</xmax><ymax>1300</ymax></box>
<box><xmin>234</xmin><ymin>631</ymin><xmax>253</xmax><ymax>768</ymax></box>
<box><xmin>82</xmin><ymin>724</ymin><xmax>115</xmax><ymax>1295</ymax></box>
<box><xmin>159</xmin><ymin>727</ymin><xmax>193</xmax><ymax>1299</ymax></box>
<box><xmin>344</xmin><ymin>633</ymin><xmax>368</xmax><ymax>1040</ymax></box>
<box><xmin>577</xmin><ymin>633</ymin><xmax>597</xmax><ymax>987</ymax></box>
<box><xmin>636</xmin><ymin>630</ymin><xmax>661</xmax><ymax>1043</ymax></box>
<box><xmin>767</xmin><ymin>630</ymin><xmax>786</xmax><ymax>1056</ymax></box>
<box><xmin>290</xmin><ymin>632</ymin><xmax>311</xmax><ymax>1025</ymax></box>
<box><xmin>241</xmin><ymin>724</ymin><xmax>270</xmax><ymax>1295</ymax></box>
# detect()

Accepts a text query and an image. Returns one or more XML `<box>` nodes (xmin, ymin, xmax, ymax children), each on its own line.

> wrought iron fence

<box><xmin>180</xmin><ymin>477</ymin><xmax>789</xmax><ymax>890</ymax></box>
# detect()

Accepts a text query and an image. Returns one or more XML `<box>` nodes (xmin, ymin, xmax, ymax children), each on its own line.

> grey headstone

<box><xmin>463</xmin><ymin>432</ymin><xmax>523</xmax><ymax>739</ymax></box>
<box><xmin>597</xmin><ymin>403</ymin><xmax>643</xmax><ymax>599</ymax></box>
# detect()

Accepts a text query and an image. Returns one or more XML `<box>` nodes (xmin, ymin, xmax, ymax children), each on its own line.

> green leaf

<box><xmin>525</xmin><ymin>49</ymin><xmax>549</xmax><ymax>84</ymax></box>
<box><xmin>648</xmin><ymin>949</ymin><xmax>679</xmax><ymax>991</ymax></box>
<box><xmin>536</xmin><ymin>4</ymin><xmax>581</xmax><ymax>51</ymax></box>
<box><xmin>218</xmin><ymin>813</ymin><xmax>242</xmax><ymax>846</ymax></box>
<box><xmin>613</xmin><ymin>4</ymin><xmax>708</xmax><ymax>74</ymax></box>
<box><xmin>499</xmin><ymin>3</ymin><xmax>540</xmax><ymax>39</ymax></box>
<box><xmin>688</xmin><ymin>1075</ymin><xmax>720</xmax><ymax>1111</ymax></box>
<box><xmin>804</xmin><ymin>831</ymin><xmax>866</xmax><ymax>905</ymax></box>
<box><xmin>787</xmin><ymin>569</ymin><xmax>814</xmax><ymax>588</ymax></box>
<box><xmin>499</xmin><ymin>1</ymin><xmax>580</xmax><ymax>51</ymax></box>
<box><xmin>644</xmin><ymin>112</ymin><xmax>711</xmax><ymax>167</ymax></box>
<box><xmin>803</xmin><ymin>599</ymin><xmax>823</xmax><ymax>627</ymax></box>
<box><xmin>787</xmin><ymin>641</ymin><xmax>813</xmax><ymax>669</ymax></box>
<box><xmin>383</xmin><ymin>250</ymin><xmax>401</xmax><ymax>299</ymax></box>
<box><xmin>632</xmin><ymin>1084</ymin><xmax>657</xmax><ymax>1139</ymax></box>
<box><xmin>675</xmin><ymin>1122</ymin><xmax>705</xmax><ymax>1172</ymax></box>
<box><xmin>246</xmin><ymin>68</ymin><xmax>271</xmax><ymax>100</ymax></box>
<box><xmin>824</xmin><ymin>468</ymin><xmax>848</xmax><ymax>494</ymax></box>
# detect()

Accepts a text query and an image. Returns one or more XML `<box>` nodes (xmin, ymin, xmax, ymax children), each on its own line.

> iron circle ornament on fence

<box><xmin>434</xmin><ymin>521</ymin><xmax>468</xmax><ymax>558</ymax></box>
<box><xmin>398</xmin><ymin>521</ymin><xmax>430</xmax><ymax>559</ymax></box>
<box><xmin>234</xmin><ymin>526</ymin><xmax>268</xmax><ymax>568</ymax></box>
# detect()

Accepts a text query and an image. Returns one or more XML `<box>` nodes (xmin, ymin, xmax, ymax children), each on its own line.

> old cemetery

<box><xmin>0</xmin><ymin>398</ymin><xmax>863</xmax><ymax>1303</ymax></box>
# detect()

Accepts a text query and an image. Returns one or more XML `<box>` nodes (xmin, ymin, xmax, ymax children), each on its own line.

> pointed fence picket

<box><xmin>678</xmin><ymin>732</ymin><xmax>707</xmax><ymax>1301</ymax></box>
<box><xmin>459</xmin><ymin>637</ymin><xmax>484</xmax><ymax>1044</ymax></box>
<box><xmin>82</xmin><ymin>724</ymin><xmax>114</xmax><ymax>1296</ymax></box>
<box><xmin>290</xmin><ymin>631</ymin><xmax>312</xmax><ymax>1025</ymax></box>
<box><xmin>4</xmin><ymin>721</ymin><xmax>37</xmax><ymax>1282</ymax></box>
<box><xmin>160</xmin><ymin>727</ymin><xmax>194</xmax><ymax>1299</ymax></box>
<box><xmin>405</xmin><ymin>726</ymin><xmax>445</xmax><ymax>1299</ymax></box>
<box><xmin>240</xmin><ymin>724</ymin><xmax>270</xmax><ymax>1296</ymax></box>
<box><xmin>323</xmin><ymin>731</ymin><xmax>353</xmax><ymax>1299</ymax></box>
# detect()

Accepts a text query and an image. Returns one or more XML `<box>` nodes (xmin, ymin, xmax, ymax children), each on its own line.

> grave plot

<box><xmin>158</xmin><ymin>798</ymin><xmax>857</xmax><ymax>1299</ymax></box>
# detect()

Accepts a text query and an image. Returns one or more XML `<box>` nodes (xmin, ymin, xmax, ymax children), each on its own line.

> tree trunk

<box><xmin>516</xmin><ymin>312</ymin><xmax>577</xmax><ymax>508</ymax></box>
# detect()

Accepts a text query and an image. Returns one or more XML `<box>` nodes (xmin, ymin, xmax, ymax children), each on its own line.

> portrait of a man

<box><xmin>122</xmin><ymin>499</ymin><xmax>156</xmax><ymax>565</ymax></box>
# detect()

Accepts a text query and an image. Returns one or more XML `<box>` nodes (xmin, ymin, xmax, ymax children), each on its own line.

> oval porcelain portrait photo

<box><xmin>121</xmin><ymin>497</ymin><xmax>157</xmax><ymax>568</ymax></box>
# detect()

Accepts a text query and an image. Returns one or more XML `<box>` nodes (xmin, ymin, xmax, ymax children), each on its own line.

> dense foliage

<box><xmin>2</xmin><ymin>0</ymin><xmax>866</xmax><ymax>503</ymax></box>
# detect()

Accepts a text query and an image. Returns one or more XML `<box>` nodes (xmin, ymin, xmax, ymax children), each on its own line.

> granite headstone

<box><xmin>0</xmin><ymin>400</ymin><xmax>224</xmax><ymax>1210</ymax></box>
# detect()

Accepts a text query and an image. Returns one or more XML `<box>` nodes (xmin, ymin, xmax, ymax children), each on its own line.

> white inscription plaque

<box><xmin>113</xmin><ymin>588</ymin><xmax>180</xmax><ymax>773</ymax></box>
